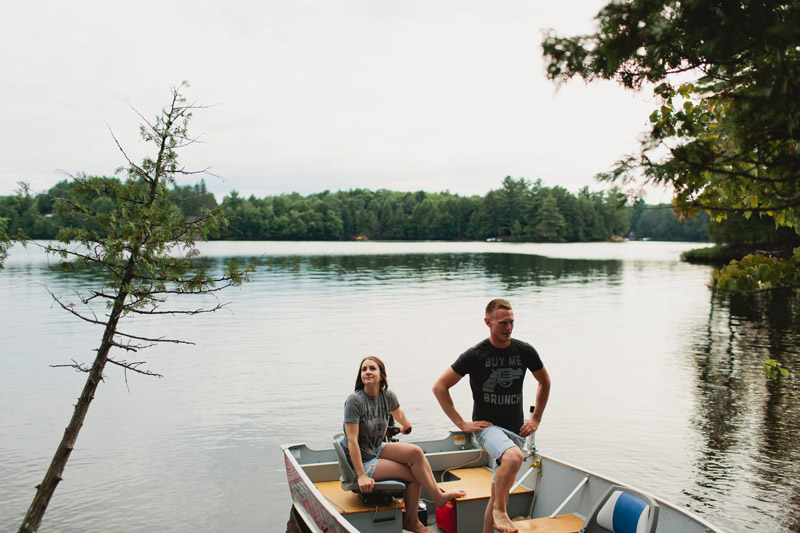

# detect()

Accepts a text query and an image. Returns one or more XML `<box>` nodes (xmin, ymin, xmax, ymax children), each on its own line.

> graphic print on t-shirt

<box><xmin>361</xmin><ymin>395</ymin><xmax>389</xmax><ymax>439</ymax></box>
<box><xmin>481</xmin><ymin>367</ymin><xmax>525</xmax><ymax>405</ymax></box>
<box><xmin>482</xmin><ymin>367</ymin><xmax>525</xmax><ymax>392</ymax></box>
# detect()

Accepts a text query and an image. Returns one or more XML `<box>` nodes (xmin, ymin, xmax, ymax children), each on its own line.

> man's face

<box><xmin>485</xmin><ymin>307</ymin><xmax>514</xmax><ymax>347</ymax></box>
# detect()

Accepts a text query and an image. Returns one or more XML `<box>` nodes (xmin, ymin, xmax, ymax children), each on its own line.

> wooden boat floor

<box><xmin>313</xmin><ymin>466</ymin><xmax>533</xmax><ymax>518</ymax></box>
<box><xmin>511</xmin><ymin>514</ymin><xmax>584</xmax><ymax>533</ymax></box>
<box><xmin>439</xmin><ymin>466</ymin><xmax>531</xmax><ymax>501</ymax></box>
<box><xmin>314</xmin><ymin>480</ymin><xmax>402</xmax><ymax>515</ymax></box>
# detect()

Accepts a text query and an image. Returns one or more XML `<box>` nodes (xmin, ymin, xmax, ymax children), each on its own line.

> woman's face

<box><xmin>360</xmin><ymin>358</ymin><xmax>382</xmax><ymax>387</ymax></box>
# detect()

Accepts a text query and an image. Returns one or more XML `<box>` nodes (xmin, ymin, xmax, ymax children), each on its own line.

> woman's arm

<box><xmin>389</xmin><ymin>407</ymin><xmax>412</xmax><ymax>435</ymax></box>
<box><xmin>344</xmin><ymin>422</ymin><xmax>374</xmax><ymax>493</ymax></box>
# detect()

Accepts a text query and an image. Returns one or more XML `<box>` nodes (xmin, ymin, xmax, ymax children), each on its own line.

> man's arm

<box><xmin>520</xmin><ymin>366</ymin><xmax>551</xmax><ymax>436</ymax></box>
<box><xmin>432</xmin><ymin>367</ymin><xmax>492</xmax><ymax>433</ymax></box>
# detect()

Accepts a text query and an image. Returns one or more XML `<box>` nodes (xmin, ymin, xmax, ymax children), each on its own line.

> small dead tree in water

<box><xmin>18</xmin><ymin>83</ymin><xmax>250</xmax><ymax>533</ymax></box>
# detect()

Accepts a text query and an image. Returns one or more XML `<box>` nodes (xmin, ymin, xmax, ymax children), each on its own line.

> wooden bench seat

<box><xmin>314</xmin><ymin>465</ymin><xmax>538</xmax><ymax>529</ymax></box>
<box><xmin>437</xmin><ymin>466</ymin><xmax>532</xmax><ymax>501</ymax></box>
<box><xmin>510</xmin><ymin>514</ymin><xmax>584</xmax><ymax>533</ymax></box>
<box><xmin>314</xmin><ymin>480</ymin><xmax>401</xmax><ymax>515</ymax></box>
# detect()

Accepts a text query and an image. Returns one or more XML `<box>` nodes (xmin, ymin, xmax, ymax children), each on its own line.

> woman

<box><xmin>343</xmin><ymin>356</ymin><xmax>466</xmax><ymax>533</ymax></box>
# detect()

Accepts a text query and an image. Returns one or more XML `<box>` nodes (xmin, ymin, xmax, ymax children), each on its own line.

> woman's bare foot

<box><xmin>433</xmin><ymin>488</ymin><xmax>467</xmax><ymax>508</ymax></box>
<box><xmin>492</xmin><ymin>510</ymin><xmax>519</xmax><ymax>533</ymax></box>
<box><xmin>402</xmin><ymin>518</ymin><xmax>433</xmax><ymax>533</ymax></box>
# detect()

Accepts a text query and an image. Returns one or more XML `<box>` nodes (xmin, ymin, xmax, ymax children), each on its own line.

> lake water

<box><xmin>1</xmin><ymin>241</ymin><xmax>798</xmax><ymax>532</ymax></box>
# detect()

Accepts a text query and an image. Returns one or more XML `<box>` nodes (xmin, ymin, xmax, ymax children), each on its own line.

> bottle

<box><xmin>524</xmin><ymin>406</ymin><xmax>536</xmax><ymax>456</ymax></box>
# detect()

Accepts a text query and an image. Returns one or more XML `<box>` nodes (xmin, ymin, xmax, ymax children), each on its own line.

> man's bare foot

<box><xmin>492</xmin><ymin>509</ymin><xmax>518</xmax><ymax>533</ymax></box>
<box><xmin>402</xmin><ymin>519</ymin><xmax>433</xmax><ymax>533</ymax></box>
<box><xmin>433</xmin><ymin>488</ymin><xmax>467</xmax><ymax>508</ymax></box>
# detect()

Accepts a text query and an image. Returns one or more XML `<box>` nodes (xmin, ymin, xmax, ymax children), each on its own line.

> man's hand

<box><xmin>459</xmin><ymin>420</ymin><xmax>493</xmax><ymax>433</ymax></box>
<box><xmin>519</xmin><ymin>417</ymin><xmax>540</xmax><ymax>437</ymax></box>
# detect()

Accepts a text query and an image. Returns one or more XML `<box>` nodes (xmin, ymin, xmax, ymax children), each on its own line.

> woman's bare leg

<box><xmin>376</xmin><ymin>443</ymin><xmax>466</xmax><ymax>507</ymax></box>
<box><xmin>372</xmin><ymin>459</ymin><xmax>429</xmax><ymax>533</ymax></box>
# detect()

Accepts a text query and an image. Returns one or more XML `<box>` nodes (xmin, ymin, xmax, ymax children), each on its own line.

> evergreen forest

<box><xmin>2</xmin><ymin>176</ymin><xmax>712</xmax><ymax>244</ymax></box>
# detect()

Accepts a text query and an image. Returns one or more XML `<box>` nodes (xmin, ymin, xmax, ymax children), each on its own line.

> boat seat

<box><xmin>580</xmin><ymin>485</ymin><xmax>659</xmax><ymax>533</ymax></box>
<box><xmin>512</xmin><ymin>513</ymin><xmax>584</xmax><ymax>533</ymax></box>
<box><xmin>332</xmin><ymin>434</ymin><xmax>406</xmax><ymax>504</ymax></box>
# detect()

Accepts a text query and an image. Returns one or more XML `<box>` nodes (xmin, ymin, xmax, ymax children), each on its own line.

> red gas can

<box><xmin>435</xmin><ymin>501</ymin><xmax>457</xmax><ymax>533</ymax></box>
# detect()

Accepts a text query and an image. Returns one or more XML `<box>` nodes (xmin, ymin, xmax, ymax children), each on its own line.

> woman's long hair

<box><xmin>354</xmin><ymin>356</ymin><xmax>388</xmax><ymax>391</ymax></box>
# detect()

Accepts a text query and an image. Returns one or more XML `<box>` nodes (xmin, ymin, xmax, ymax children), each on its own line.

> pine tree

<box><xmin>18</xmin><ymin>84</ymin><xmax>251</xmax><ymax>532</ymax></box>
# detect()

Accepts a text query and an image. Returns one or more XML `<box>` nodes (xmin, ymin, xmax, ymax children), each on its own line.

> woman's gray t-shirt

<box><xmin>343</xmin><ymin>388</ymin><xmax>399</xmax><ymax>461</ymax></box>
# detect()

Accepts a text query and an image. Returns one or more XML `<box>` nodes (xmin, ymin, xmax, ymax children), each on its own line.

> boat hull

<box><xmin>284</xmin><ymin>445</ymin><xmax>360</xmax><ymax>533</ymax></box>
<box><xmin>282</xmin><ymin>432</ymin><xmax>724</xmax><ymax>533</ymax></box>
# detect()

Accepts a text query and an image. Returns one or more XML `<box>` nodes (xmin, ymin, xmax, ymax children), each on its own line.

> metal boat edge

<box><xmin>282</xmin><ymin>432</ymin><xmax>727</xmax><ymax>533</ymax></box>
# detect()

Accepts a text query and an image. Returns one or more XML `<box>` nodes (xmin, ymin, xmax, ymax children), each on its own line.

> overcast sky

<box><xmin>1</xmin><ymin>1</ymin><xmax>669</xmax><ymax>202</ymax></box>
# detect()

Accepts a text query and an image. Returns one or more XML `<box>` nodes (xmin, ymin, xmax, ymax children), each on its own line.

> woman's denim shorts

<box><xmin>348</xmin><ymin>442</ymin><xmax>388</xmax><ymax>478</ymax></box>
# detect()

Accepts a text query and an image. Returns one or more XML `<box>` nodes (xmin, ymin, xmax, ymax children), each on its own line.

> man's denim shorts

<box><xmin>475</xmin><ymin>426</ymin><xmax>525</xmax><ymax>479</ymax></box>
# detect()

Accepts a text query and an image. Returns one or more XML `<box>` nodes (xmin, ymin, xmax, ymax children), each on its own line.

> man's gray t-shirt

<box><xmin>343</xmin><ymin>388</ymin><xmax>399</xmax><ymax>461</ymax></box>
<box><xmin>451</xmin><ymin>338</ymin><xmax>543</xmax><ymax>433</ymax></box>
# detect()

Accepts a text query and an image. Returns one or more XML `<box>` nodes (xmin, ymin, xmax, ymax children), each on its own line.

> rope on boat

<box><xmin>441</xmin><ymin>448</ymin><xmax>485</xmax><ymax>482</ymax></box>
<box><xmin>370</xmin><ymin>502</ymin><xmax>400</xmax><ymax>524</ymax></box>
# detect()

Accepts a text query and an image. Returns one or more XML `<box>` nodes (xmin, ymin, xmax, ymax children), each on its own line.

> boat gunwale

<box><xmin>283</xmin><ymin>444</ymin><xmax>361</xmax><ymax>533</ymax></box>
<box><xmin>282</xmin><ymin>434</ymin><xmax>726</xmax><ymax>533</ymax></box>
<box><xmin>533</xmin><ymin>452</ymin><xmax>725</xmax><ymax>533</ymax></box>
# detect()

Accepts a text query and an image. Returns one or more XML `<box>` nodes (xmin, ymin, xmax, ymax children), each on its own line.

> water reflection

<box><xmin>688</xmin><ymin>291</ymin><xmax>800</xmax><ymax>530</ymax></box>
<box><xmin>6</xmin><ymin>251</ymin><xmax>625</xmax><ymax>292</ymax></box>
<box><xmin>231</xmin><ymin>252</ymin><xmax>625</xmax><ymax>290</ymax></box>
<box><xmin>286</xmin><ymin>508</ymin><xmax>309</xmax><ymax>533</ymax></box>
<box><xmin>2</xmin><ymin>242</ymin><xmax>797</xmax><ymax>533</ymax></box>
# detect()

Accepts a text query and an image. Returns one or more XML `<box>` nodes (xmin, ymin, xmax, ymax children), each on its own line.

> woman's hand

<box><xmin>390</xmin><ymin>408</ymin><xmax>413</xmax><ymax>436</ymax></box>
<box><xmin>357</xmin><ymin>474</ymin><xmax>375</xmax><ymax>493</ymax></box>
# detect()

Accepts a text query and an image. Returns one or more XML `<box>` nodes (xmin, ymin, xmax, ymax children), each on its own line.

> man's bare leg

<box><xmin>483</xmin><ymin>447</ymin><xmax>523</xmax><ymax>533</ymax></box>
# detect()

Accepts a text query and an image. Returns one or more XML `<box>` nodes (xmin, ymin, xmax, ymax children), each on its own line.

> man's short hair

<box><xmin>485</xmin><ymin>298</ymin><xmax>512</xmax><ymax>317</ymax></box>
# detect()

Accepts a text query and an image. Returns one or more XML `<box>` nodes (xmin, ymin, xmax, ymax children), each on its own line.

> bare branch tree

<box><xmin>18</xmin><ymin>83</ymin><xmax>251</xmax><ymax>532</ymax></box>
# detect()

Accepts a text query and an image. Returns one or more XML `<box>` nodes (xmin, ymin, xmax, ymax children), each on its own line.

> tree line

<box><xmin>2</xmin><ymin>176</ymin><xmax>711</xmax><ymax>243</ymax></box>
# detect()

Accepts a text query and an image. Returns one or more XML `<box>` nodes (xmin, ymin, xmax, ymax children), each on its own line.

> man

<box><xmin>432</xmin><ymin>298</ymin><xmax>550</xmax><ymax>533</ymax></box>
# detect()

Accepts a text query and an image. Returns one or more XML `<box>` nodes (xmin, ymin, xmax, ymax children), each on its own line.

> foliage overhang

<box><xmin>542</xmin><ymin>0</ymin><xmax>800</xmax><ymax>294</ymax></box>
